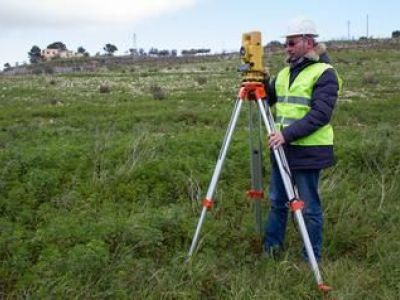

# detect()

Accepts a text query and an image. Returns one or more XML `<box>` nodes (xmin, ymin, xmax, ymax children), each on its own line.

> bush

<box><xmin>99</xmin><ymin>83</ymin><xmax>111</xmax><ymax>93</ymax></box>
<box><xmin>392</xmin><ymin>30</ymin><xmax>400</xmax><ymax>38</ymax></box>
<box><xmin>44</xmin><ymin>66</ymin><xmax>54</xmax><ymax>74</ymax></box>
<box><xmin>149</xmin><ymin>85</ymin><xmax>166</xmax><ymax>100</ymax></box>
<box><xmin>194</xmin><ymin>76</ymin><xmax>207</xmax><ymax>85</ymax></box>
<box><xmin>32</xmin><ymin>68</ymin><xmax>43</xmax><ymax>75</ymax></box>
<box><xmin>362</xmin><ymin>72</ymin><xmax>379</xmax><ymax>85</ymax></box>
<box><xmin>267</xmin><ymin>40</ymin><xmax>282</xmax><ymax>47</ymax></box>
<box><xmin>48</xmin><ymin>99</ymin><xmax>60</xmax><ymax>105</ymax></box>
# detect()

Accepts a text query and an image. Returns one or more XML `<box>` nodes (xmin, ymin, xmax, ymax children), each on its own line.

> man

<box><xmin>264</xmin><ymin>18</ymin><xmax>341</xmax><ymax>261</ymax></box>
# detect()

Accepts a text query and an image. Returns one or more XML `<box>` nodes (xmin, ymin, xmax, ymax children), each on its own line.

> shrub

<box><xmin>44</xmin><ymin>66</ymin><xmax>54</xmax><ymax>74</ymax></box>
<box><xmin>32</xmin><ymin>68</ymin><xmax>43</xmax><ymax>75</ymax></box>
<box><xmin>106</xmin><ymin>64</ymin><xmax>120</xmax><ymax>72</ymax></box>
<box><xmin>362</xmin><ymin>72</ymin><xmax>379</xmax><ymax>85</ymax></box>
<box><xmin>391</xmin><ymin>30</ymin><xmax>400</xmax><ymax>38</ymax></box>
<box><xmin>99</xmin><ymin>83</ymin><xmax>111</xmax><ymax>93</ymax></box>
<box><xmin>149</xmin><ymin>85</ymin><xmax>166</xmax><ymax>100</ymax></box>
<box><xmin>48</xmin><ymin>99</ymin><xmax>60</xmax><ymax>105</ymax></box>
<box><xmin>194</xmin><ymin>76</ymin><xmax>207</xmax><ymax>85</ymax></box>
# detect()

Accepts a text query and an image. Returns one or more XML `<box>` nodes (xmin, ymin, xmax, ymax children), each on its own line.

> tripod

<box><xmin>187</xmin><ymin>81</ymin><xmax>332</xmax><ymax>293</ymax></box>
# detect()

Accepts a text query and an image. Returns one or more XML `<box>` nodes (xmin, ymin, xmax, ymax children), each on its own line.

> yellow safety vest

<box><xmin>275</xmin><ymin>62</ymin><xmax>341</xmax><ymax>146</ymax></box>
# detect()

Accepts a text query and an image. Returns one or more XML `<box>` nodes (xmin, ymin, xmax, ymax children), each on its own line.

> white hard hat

<box><xmin>284</xmin><ymin>18</ymin><xmax>318</xmax><ymax>38</ymax></box>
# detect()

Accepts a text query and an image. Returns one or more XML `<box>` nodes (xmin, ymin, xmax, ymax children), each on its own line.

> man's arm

<box><xmin>265</xmin><ymin>77</ymin><xmax>285</xmax><ymax>149</ymax></box>
<box><xmin>281</xmin><ymin>69</ymin><xmax>339</xmax><ymax>143</ymax></box>
<box><xmin>265</xmin><ymin>77</ymin><xmax>277</xmax><ymax>106</ymax></box>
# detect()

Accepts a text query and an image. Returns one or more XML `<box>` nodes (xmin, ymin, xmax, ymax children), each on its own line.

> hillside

<box><xmin>3</xmin><ymin>38</ymin><xmax>399</xmax><ymax>76</ymax></box>
<box><xmin>0</xmin><ymin>46</ymin><xmax>399</xmax><ymax>298</ymax></box>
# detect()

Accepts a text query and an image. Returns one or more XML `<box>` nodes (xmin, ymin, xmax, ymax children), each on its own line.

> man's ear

<box><xmin>306</xmin><ymin>38</ymin><xmax>315</xmax><ymax>49</ymax></box>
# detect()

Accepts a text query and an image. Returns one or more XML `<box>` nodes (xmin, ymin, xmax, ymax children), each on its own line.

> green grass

<box><xmin>0</xmin><ymin>48</ymin><xmax>399</xmax><ymax>299</ymax></box>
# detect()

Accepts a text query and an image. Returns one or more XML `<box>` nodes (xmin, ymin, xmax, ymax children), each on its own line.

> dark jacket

<box><xmin>267</xmin><ymin>54</ymin><xmax>339</xmax><ymax>170</ymax></box>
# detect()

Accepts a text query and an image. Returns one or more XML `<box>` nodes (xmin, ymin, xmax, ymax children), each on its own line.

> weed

<box><xmin>149</xmin><ymin>85</ymin><xmax>167</xmax><ymax>100</ymax></box>
<box><xmin>47</xmin><ymin>98</ymin><xmax>62</xmax><ymax>105</ymax></box>
<box><xmin>194</xmin><ymin>76</ymin><xmax>207</xmax><ymax>85</ymax></box>
<box><xmin>44</xmin><ymin>66</ymin><xmax>54</xmax><ymax>74</ymax></box>
<box><xmin>32</xmin><ymin>68</ymin><xmax>43</xmax><ymax>75</ymax></box>
<box><xmin>362</xmin><ymin>72</ymin><xmax>379</xmax><ymax>84</ymax></box>
<box><xmin>99</xmin><ymin>83</ymin><xmax>111</xmax><ymax>93</ymax></box>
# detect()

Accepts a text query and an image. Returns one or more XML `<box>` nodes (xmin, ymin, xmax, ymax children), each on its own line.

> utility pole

<box><xmin>133</xmin><ymin>33</ymin><xmax>137</xmax><ymax>50</ymax></box>
<box><xmin>347</xmin><ymin>20</ymin><xmax>351</xmax><ymax>40</ymax></box>
<box><xmin>366</xmin><ymin>15</ymin><xmax>369</xmax><ymax>38</ymax></box>
<box><xmin>130</xmin><ymin>33</ymin><xmax>138</xmax><ymax>56</ymax></box>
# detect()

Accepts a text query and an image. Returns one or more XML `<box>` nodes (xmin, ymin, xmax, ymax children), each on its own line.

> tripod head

<box><xmin>239</xmin><ymin>31</ymin><xmax>266</xmax><ymax>82</ymax></box>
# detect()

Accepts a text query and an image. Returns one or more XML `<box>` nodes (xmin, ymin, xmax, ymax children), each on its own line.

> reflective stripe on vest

<box><xmin>277</xmin><ymin>96</ymin><xmax>309</xmax><ymax>106</ymax></box>
<box><xmin>275</xmin><ymin>62</ymin><xmax>340</xmax><ymax>146</ymax></box>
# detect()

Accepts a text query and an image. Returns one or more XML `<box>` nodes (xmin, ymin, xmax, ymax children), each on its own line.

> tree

<box><xmin>392</xmin><ymin>30</ymin><xmax>400</xmax><ymax>38</ymax></box>
<box><xmin>197</xmin><ymin>48</ymin><xmax>211</xmax><ymax>55</ymax></box>
<box><xmin>138</xmin><ymin>48</ymin><xmax>146</xmax><ymax>56</ymax></box>
<box><xmin>28</xmin><ymin>45</ymin><xmax>42</xmax><ymax>63</ymax></box>
<box><xmin>77</xmin><ymin>46</ymin><xmax>89</xmax><ymax>57</ymax></box>
<box><xmin>267</xmin><ymin>40</ymin><xmax>282</xmax><ymax>47</ymax></box>
<box><xmin>148</xmin><ymin>48</ymin><xmax>158</xmax><ymax>56</ymax></box>
<box><xmin>129</xmin><ymin>48</ymin><xmax>138</xmax><ymax>56</ymax></box>
<box><xmin>181</xmin><ymin>48</ymin><xmax>210</xmax><ymax>56</ymax></box>
<box><xmin>3</xmin><ymin>63</ymin><xmax>11</xmax><ymax>70</ymax></box>
<box><xmin>103</xmin><ymin>43</ymin><xmax>118</xmax><ymax>56</ymax></box>
<box><xmin>158</xmin><ymin>49</ymin><xmax>170</xmax><ymax>57</ymax></box>
<box><xmin>77</xmin><ymin>46</ymin><xmax>86</xmax><ymax>54</ymax></box>
<box><xmin>47</xmin><ymin>41</ymin><xmax>67</xmax><ymax>50</ymax></box>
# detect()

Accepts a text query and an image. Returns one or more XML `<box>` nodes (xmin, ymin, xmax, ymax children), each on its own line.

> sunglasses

<box><xmin>284</xmin><ymin>39</ymin><xmax>302</xmax><ymax>48</ymax></box>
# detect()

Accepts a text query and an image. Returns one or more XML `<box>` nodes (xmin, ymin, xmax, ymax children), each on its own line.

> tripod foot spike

<box><xmin>318</xmin><ymin>283</ymin><xmax>333</xmax><ymax>293</ymax></box>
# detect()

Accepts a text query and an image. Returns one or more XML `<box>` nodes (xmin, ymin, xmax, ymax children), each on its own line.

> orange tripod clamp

<box><xmin>238</xmin><ymin>82</ymin><xmax>267</xmax><ymax>100</ymax></box>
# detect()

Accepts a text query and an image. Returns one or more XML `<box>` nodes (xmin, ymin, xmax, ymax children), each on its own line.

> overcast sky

<box><xmin>1</xmin><ymin>0</ymin><xmax>399</xmax><ymax>68</ymax></box>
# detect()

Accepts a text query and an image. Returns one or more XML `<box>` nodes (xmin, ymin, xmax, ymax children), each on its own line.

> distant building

<box><xmin>41</xmin><ymin>48</ymin><xmax>76</xmax><ymax>60</ymax></box>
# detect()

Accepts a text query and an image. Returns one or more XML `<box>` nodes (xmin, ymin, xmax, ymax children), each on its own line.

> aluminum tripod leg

<box><xmin>256</xmin><ymin>98</ymin><xmax>328</xmax><ymax>290</ymax></box>
<box><xmin>248</xmin><ymin>101</ymin><xmax>264</xmax><ymax>235</ymax></box>
<box><xmin>187</xmin><ymin>98</ymin><xmax>244</xmax><ymax>258</ymax></box>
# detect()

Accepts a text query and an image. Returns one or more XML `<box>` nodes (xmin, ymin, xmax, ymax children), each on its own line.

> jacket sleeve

<box><xmin>282</xmin><ymin>69</ymin><xmax>339</xmax><ymax>143</ymax></box>
<box><xmin>265</xmin><ymin>77</ymin><xmax>277</xmax><ymax>106</ymax></box>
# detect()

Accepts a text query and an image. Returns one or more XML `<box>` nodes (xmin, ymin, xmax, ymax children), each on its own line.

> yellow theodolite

<box><xmin>239</xmin><ymin>31</ymin><xmax>265</xmax><ymax>82</ymax></box>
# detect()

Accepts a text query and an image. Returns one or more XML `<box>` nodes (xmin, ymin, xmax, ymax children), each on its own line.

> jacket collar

<box><xmin>286</xmin><ymin>43</ymin><xmax>330</xmax><ymax>69</ymax></box>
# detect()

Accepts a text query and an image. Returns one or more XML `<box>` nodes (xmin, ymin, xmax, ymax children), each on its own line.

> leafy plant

<box><xmin>149</xmin><ymin>85</ymin><xmax>166</xmax><ymax>100</ymax></box>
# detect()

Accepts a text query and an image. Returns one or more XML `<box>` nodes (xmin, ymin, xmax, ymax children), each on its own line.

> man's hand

<box><xmin>268</xmin><ymin>132</ymin><xmax>285</xmax><ymax>149</ymax></box>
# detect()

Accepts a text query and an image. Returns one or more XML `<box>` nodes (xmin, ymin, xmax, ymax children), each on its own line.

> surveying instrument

<box><xmin>187</xmin><ymin>32</ymin><xmax>332</xmax><ymax>293</ymax></box>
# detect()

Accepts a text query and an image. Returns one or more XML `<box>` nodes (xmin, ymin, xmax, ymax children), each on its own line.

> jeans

<box><xmin>264</xmin><ymin>164</ymin><xmax>323</xmax><ymax>261</ymax></box>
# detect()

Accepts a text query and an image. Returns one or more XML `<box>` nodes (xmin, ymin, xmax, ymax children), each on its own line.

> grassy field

<box><xmin>0</xmin><ymin>47</ymin><xmax>399</xmax><ymax>299</ymax></box>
